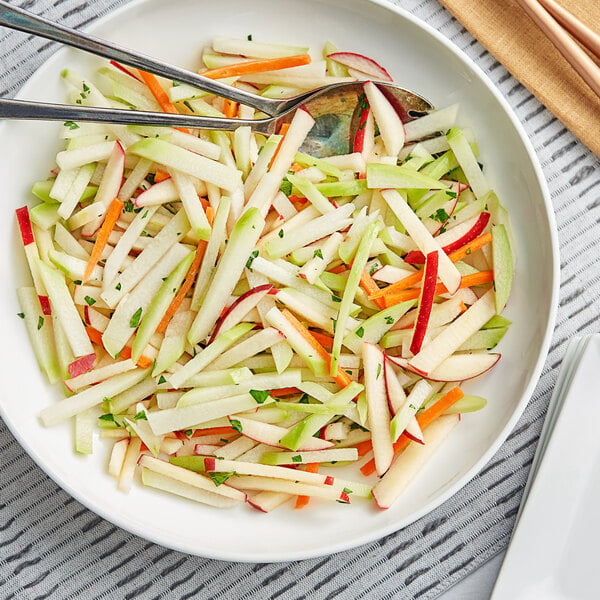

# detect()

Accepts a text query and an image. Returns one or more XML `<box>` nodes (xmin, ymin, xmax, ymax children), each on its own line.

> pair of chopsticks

<box><xmin>517</xmin><ymin>0</ymin><xmax>600</xmax><ymax>99</ymax></box>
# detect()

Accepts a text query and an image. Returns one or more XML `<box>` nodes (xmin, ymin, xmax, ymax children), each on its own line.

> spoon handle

<box><xmin>0</xmin><ymin>0</ymin><xmax>280</xmax><ymax>115</ymax></box>
<box><xmin>0</xmin><ymin>97</ymin><xmax>263</xmax><ymax>130</ymax></box>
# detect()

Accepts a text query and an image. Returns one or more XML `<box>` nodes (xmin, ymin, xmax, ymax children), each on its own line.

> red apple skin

<box><xmin>324</xmin><ymin>476</ymin><xmax>334</xmax><ymax>486</ymax></box>
<box><xmin>423</xmin><ymin>354</ymin><xmax>501</xmax><ymax>382</ymax></box>
<box><xmin>403</xmin><ymin>430</ymin><xmax>425</xmax><ymax>445</ymax></box>
<box><xmin>327</xmin><ymin>52</ymin><xmax>393</xmax><ymax>81</ymax></box>
<box><xmin>409</xmin><ymin>251</ymin><xmax>439</xmax><ymax>355</ymax></box>
<box><xmin>204</xmin><ymin>457</ymin><xmax>217</xmax><ymax>472</ymax></box>
<box><xmin>67</xmin><ymin>352</ymin><xmax>96</xmax><ymax>379</ymax></box>
<box><xmin>16</xmin><ymin>206</ymin><xmax>35</xmax><ymax>246</ymax></box>
<box><xmin>247</xmin><ymin>499</ymin><xmax>268</xmax><ymax>512</ymax></box>
<box><xmin>38</xmin><ymin>295</ymin><xmax>52</xmax><ymax>315</ymax></box>
<box><xmin>338</xmin><ymin>490</ymin><xmax>351</xmax><ymax>503</ymax></box>
<box><xmin>208</xmin><ymin>284</ymin><xmax>273</xmax><ymax>343</ymax></box>
<box><xmin>372</xmin><ymin>488</ymin><xmax>390</xmax><ymax>510</ymax></box>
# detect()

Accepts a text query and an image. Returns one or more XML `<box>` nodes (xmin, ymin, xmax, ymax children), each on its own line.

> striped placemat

<box><xmin>1</xmin><ymin>0</ymin><xmax>599</xmax><ymax>598</ymax></box>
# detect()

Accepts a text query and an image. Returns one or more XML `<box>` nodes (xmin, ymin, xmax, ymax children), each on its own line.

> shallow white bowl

<box><xmin>0</xmin><ymin>0</ymin><xmax>558</xmax><ymax>562</ymax></box>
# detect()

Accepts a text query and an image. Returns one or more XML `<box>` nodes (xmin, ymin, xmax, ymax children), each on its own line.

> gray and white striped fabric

<box><xmin>1</xmin><ymin>0</ymin><xmax>598</xmax><ymax>598</ymax></box>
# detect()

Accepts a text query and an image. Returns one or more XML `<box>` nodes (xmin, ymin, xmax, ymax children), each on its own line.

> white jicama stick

<box><xmin>390</xmin><ymin>379</ymin><xmax>432</xmax><ymax>442</ymax></box>
<box><xmin>403</xmin><ymin>104</ymin><xmax>459</xmax><ymax>142</ymax></box>
<box><xmin>364</xmin><ymin>81</ymin><xmax>405</xmax><ymax>158</ymax></box>
<box><xmin>146</xmin><ymin>393</ymin><xmax>271</xmax><ymax>436</ymax></box>
<box><xmin>243</xmin><ymin>134</ymin><xmax>281</xmax><ymax>198</ymax></box>
<box><xmin>65</xmin><ymin>359</ymin><xmax>137</xmax><ymax>393</ymax></box>
<box><xmin>206</xmin><ymin>327</ymin><xmax>284</xmax><ymax>371</ymax></box>
<box><xmin>298</xmin><ymin>231</ymin><xmax>343</xmax><ymax>284</ymax></box>
<box><xmin>408</xmin><ymin>289</ymin><xmax>496</xmax><ymax>376</ymax></box>
<box><xmin>101</xmin><ymin>209</ymin><xmax>190</xmax><ymax>308</ymax></box>
<box><xmin>212</xmin><ymin>36</ymin><xmax>308</xmax><ymax>58</ymax></box>
<box><xmin>36</xmin><ymin>260</ymin><xmax>93</xmax><ymax>358</ymax></box>
<box><xmin>118</xmin><ymin>157</ymin><xmax>153</xmax><ymax>202</ymax></box>
<box><xmin>57</xmin><ymin>163</ymin><xmax>96</xmax><ymax>220</ymax></box>
<box><xmin>55</xmin><ymin>140</ymin><xmax>116</xmax><ymax>171</ymax></box>
<box><xmin>373</xmin><ymin>414</ymin><xmax>460</xmax><ymax>509</ymax></box>
<box><xmin>259</xmin><ymin>205</ymin><xmax>320</xmax><ymax>247</ymax></box>
<box><xmin>225</xmin><ymin>475</ymin><xmax>349</xmax><ymax>502</ymax></box>
<box><xmin>230</xmin><ymin>416</ymin><xmax>334</xmax><ymax>451</ymax></box>
<box><xmin>362</xmin><ymin>342</ymin><xmax>393</xmax><ymax>476</ymax></box>
<box><xmin>139</xmin><ymin>455</ymin><xmax>246</xmax><ymax>501</ymax></box>
<box><xmin>264</xmin><ymin>203</ymin><xmax>354</xmax><ymax>258</ymax></box>
<box><xmin>168</xmin><ymin>169</ymin><xmax>211</xmax><ymax>241</ymax></box>
<box><xmin>286</xmin><ymin>174</ymin><xmax>335</xmax><ymax>214</ymax></box>
<box><xmin>108</xmin><ymin>438</ymin><xmax>129</xmax><ymax>478</ymax></box>
<box><xmin>259</xmin><ymin>448</ymin><xmax>358</xmax><ymax>465</ymax></box>
<box><xmin>102</xmin><ymin>205</ymin><xmax>159</xmax><ymax>293</ymax></box>
<box><xmin>214</xmin><ymin>436</ymin><xmax>258</xmax><ymax>461</ymax></box>
<box><xmin>128</xmin><ymin>138</ymin><xmax>242</xmax><ymax>192</ymax></box>
<box><xmin>39</xmin><ymin>367</ymin><xmax>149</xmax><ymax>427</ymax></box>
<box><xmin>271</xmin><ymin>190</ymin><xmax>298</xmax><ymax>220</ymax></box>
<box><xmin>141</xmin><ymin>468</ymin><xmax>239</xmax><ymax>508</ymax></box>
<box><xmin>246</xmin><ymin>108</ymin><xmax>315</xmax><ymax>215</ymax></box>
<box><xmin>129</xmin><ymin>126</ymin><xmax>221</xmax><ymax>160</ymax></box>
<box><xmin>188</xmin><ymin>207</ymin><xmax>264</xmax><ymax>345</ymax></box>
<box><xmin>118</xmin><ymin>437</ymin><xmax>142</xmax><ymax>493</ymax></box>
<box><xmin>381</xmin><ymin>189</ymin><xmax>461</xmax><ymax>294</ymax></box>
<box><xmin>447</xmin><ymin>126</ymin><xmax>490</xmax><ymax>198</ymax></box>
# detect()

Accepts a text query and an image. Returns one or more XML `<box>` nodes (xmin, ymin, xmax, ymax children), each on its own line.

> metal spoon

<box><xmin>0</xmin><ymin>0</ymin><xmax>433</xmax><ymax>156</ymax></box>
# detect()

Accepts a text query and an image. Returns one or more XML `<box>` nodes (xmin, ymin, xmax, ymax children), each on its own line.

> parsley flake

<box><xmin>249</xmin><ymin>389</ymin><xmax>270</xmax><ymax>404</ymax></box>
<box><xmin>278</xmin><ymin>229</ymin><xmax>284</xmax><ymax>238</ymax></box>
<box><xmin>280</xmin><ymin>178</ymin><xmax>292</xmax><ymax>196</ymax></box>
<box><xmin>84</xmin><ymin>295</ymin><xmax>96</xmax><ymax>306</ymax></box>
<box><xmin>313</xmin><ymin>248</ymin><xmax>323</xmax><ymax>259</ymax></box>
<box><xmin>17</xmin><ymin>312</ymin><xmax>25</xmax><ymax>319</ymax></box>
<box><xmin>355</xmin><ymin>326</ymin><xmax>365</xmax><ymax>338</ymax></box>
<box><xmin>158</xmin><ymin>375</ymin><xmax>166</xmax><ymax>384</ymax></box>
<box><xmin>64</xmin><ymin>121</ymin><xmax>79</xmax><ymax>130</ymax></box>
<box><xmin>384</xmin><ymin>316</ymin><xmax>394</xmax><ymax>325</ymax></box>
<box><xmin>291</xmin><ymin>455</ymin><xmax>302</xmax><ymax>463</ymax></box>
<box><xmin>246</xmin><ymin>250</ymin><xmax>259</xmax><ymax>270</ymax></box>
<box><xmin>134</xmin><ymin>410</ymin><xmax>147</xmax><ymax>421</ymax></box>
<box><xmin>129</xmin><ymin>307</ymin><xmax>143</xmax><ymax>328</ymax></box>
<box><xmin>230</xmin><ymin>419</ymin><xmax>243</xmax><ymax>434</ymax></box>
<box><xmin>376</xmin><ymin>363</ymin><xmax>382</xmax><ymax>379</ymax></box>
<box><xmin>208</xmin><ymin>471</ymin><xmax>234</xmax><ymax>486</ymax></box>
<box><xmin>37</xmin><ymin>316</ymin><xmax>44</xmax><ymax>330</ymax></box>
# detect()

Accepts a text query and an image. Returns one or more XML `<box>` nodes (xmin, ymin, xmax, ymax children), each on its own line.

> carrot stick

<box><xmin>270</xmin><ymin>387</ymin><xmax>302</xmax><ymax>397</ymax></box>
<box><xmin>295</xmin><ymin>462</ymin><xmax>319</xmax><ymax>508</ymax></box>
<box><xmin>223</xmin><ymin>98</ymin><xmax>238</xmax><ymax>118</ymax></box>
<box><xmin>370</xmin><ymin>233</ymin><xmax>493</xmax><ymax>300</ymax></box>
<box><xmin>355</xmin><ymin>439</ymin><xmax>373</xmax><ymax>457</ymax></box>
<box><xmin>135</xmin><ymin>69</ymin><xmax>190</xmax><ymax>133</ymax></box>
<box><xmin>205</xmin><ymin>206</ymin><xmax>215</xmax><ymax>227</ymax></box>
<box><xmin>86</xmin><ymin>326</ymin><xmax>153</xmax><ymax>368</ymax></box>
<box><xmin>192</xmin><ymin>426</ymin><xmax>237</xmax><ymax>437</ymax></box>
<box><xmin>359</xmin><ymin>270</ymin><xmax>385</xmax><ymax>309</ymax></box>
<box><xmin>201</xmin><ymin>54</ymin><xmax>311</xmax><ymax>80</ymax></box>
<box><xmin>309</xmin><ymin>330</ymin><xmax>334</xmax><ymax>351</ymax></box>
<box><xmin>156</xmin><ymin>241</ymin><xmax>207</xmax><ymax>333</ymax></box>
<box><xmin>83</xmin><ymin>198</ymin><xmax>123</xmax><ymax>282</ymax></box>
<box><xmin>268</xmin><ymin>122</ymin><xmax>291</xmax><ymax>170</ymax></box>
<box><xmin>382</xmin><ymin>270</ymin><xmax>494</xmax><ymax>307</ymax></box>
<box><xmin>281</xmin><ymin>309</ymin><xmax>354</xmax><ymax>388</ymax></box>
<box><xmin>361</xmin><ymin>386</ymin><xmax>464</xmax><ymax>476</ymax></box>
<box><xmin>154</xmin><ymin>169</ymin><xmax>170</xmax><ymax>183</ymax></box>
<box><xmin>328</xmin><ymin>264</ymin><xmax>348</xmax><ymax>275</ymax></box>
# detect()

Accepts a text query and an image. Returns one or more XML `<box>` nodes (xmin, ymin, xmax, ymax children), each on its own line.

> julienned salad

<box><xmin>15</xmin><ymin>36</ymin><xmax>513</xmax><ymax>511</ymax></box>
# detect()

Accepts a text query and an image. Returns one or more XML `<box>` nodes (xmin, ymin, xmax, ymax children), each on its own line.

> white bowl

<box><xmin>0</xmin><ymin>0</ymin><xmax>558</xmax><ymax>562</ymax></box>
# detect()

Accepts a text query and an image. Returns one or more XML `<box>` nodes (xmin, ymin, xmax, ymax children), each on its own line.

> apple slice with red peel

<box><xmin>229</xmin><ymin>416</ymin><xmax>334</xmax><ymax>451</ymax></box>
<box><xmin>247</xmin><ymin>491</ymin><xmax>292</xmax><ymax>512</ymax></box>
<box><xmin>327</xmin><ymin>52</ymin><xmax>393</xmax><ymax>81</ymax></box>
<box><xmin>15</xmin><ymin>206</ymin><xmax>51</xmax><ymax>315</ymax></box>
<box><xmin>410</xmin><ymin>250</ymin><xmax>439</xmax><ymax>356</ymax></box>
<box><xmin>389</xmin><ymin>379</ymin><xmax>432</xmax><ymax>442</ymax></box>
<box><xmin>407</xmin><ymin>289</ymin><xmax>496</xmax><ymax>377</ymax></box>
<box><xmin>404</xmin><ymin>417</ymin><xmax>424</xmax><ymax>444</ymax></box>
<box><xmin>404</xmin><ymin>212</ymin><xmax>491</xmax><ymax>264</ymax></box>
<box><xmin>81</xmin><ymin>141</ymin><xmax>125</xmax><ymax>237</ymax></box>
<box><xmin>384</xmin><ymin>356</ymin><xmax>406</xmax><ymax>415</ymax></box>
<box><xmin>362</xmin><ymin>342</ymin><xmax>394</xmax><ymax>476</ymax></box>
<box><xmin>364</xmin><ymin>82</ymin><xmax>405</xmax><ymax>158</ymax></box>
<box><xmin>209</xmin><ymin>284</ymin><xmax>273</xmax><ymax>343</ymax></box>
<box><xmin>373</xmin><ymin>414</ymin><xmax>460</xmax><ymax>509</ymax></box>
<box><xmin>67</xmin><ymin>353</ymin><xmax>96</xmax><ymax>379</ymax></box>
<box><xmin>381</xmin><ymin>189</ymin><xmax>461</xmax><ymax>294</ymax></box>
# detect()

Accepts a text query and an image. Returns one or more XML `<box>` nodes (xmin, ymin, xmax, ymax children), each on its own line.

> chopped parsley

<box><xmin>246</xmin><ymin>250</ymin><xmax>259</xmax><ymax>270</ymax></box>
<box><xmin>432</xmin><ymin>208</ymin><xmax>449</xmax><ymax>223</ymax></box>
<box><xmin>129</xmin><ymin>307</ymin><xmax>143</xmax><ymax>328</ymax></box>
<box><xmin>73</xmin><ymin>280</ymin><xmax>82</xmax><ymax>285</ymax></box>
<box><xmin>279</xmin><ymin>177</ymin><xmax>292</xmax><ymax>196</ymax></box>
<box><xmin>84</xmin><ymin>296</ymin><xmax>96</xmax><ymax>306</ymax></box>
<box><xmin>278</xmin><ymin>229</ymin><xmax>284</xmax><ymax>238</ymax></box>
<box><xmin>313</xmin><ymin>248</ymin><xmax>323</xmax><ymax>259</ymax></box>
<box><xmin>133</xmin><ymin>410</ymin><xmax>147</xmax><ymax>421</ymax></box>
<box><xmin>115</xmin><ymin>283</ymin><xmax>122</xmax><ymax>291</ymax></box>
<box><xmin>208</xmin><ymin>471</ymin><xmax>234</xmax><ymax>486</ymax></box>
<box><xmin>384</xmin><ymin>316</ymin><xmax>394</xmax><ymax>325</ymax></box>
<box><xmin>37</xmin><ymin>316</ymin><xmax>44</xmax><ymax>330</ymax></box>
<box><xmin>98</xmin><ymin>413</ymin><xmax>118</xmax><ymax>425</ymax></box>
<box><xmin>17</xmin><ymin>312</ymin><xmax>25</xmax><ymax>319</ymax></box>
<box><xmin>331</xmin><ymin>295</ymin><xmax>342</xmax><ymax>303</ymax></box>
<box><xmin>247</xmin><ymin>34</ymin><xmax>253</xmax><ymax>41</ymax></box>
<box><xmin>299</xmin><ymin>394</ymin><xmax>309</xmax><ymax>404</ymax></box>
<box><xmin>64</xmin><ymin>121</ymin><xmax>79</xmax><ymax>130</ymax></box>
<box><xmin>355</xmin><ymin>326</ymin><xmax>365</xmax><ymax>338</ymax></box>
<box><xmin>229</xmin><ymin>419</ymin><xmax>243</xmax><ymax>434</ymax></box>
<box><xmin>158</xmin><ymin>375</ymin><xmax>166</xmax><ymax>384</ymax></box>
<box><xmin>376</xmin><ymin>363</ymin><xmax>382</xmax><ymax>379</ymax></box>
<box><xmin>249</xmin><ymin>389</ymin><xmax>270</xmax><ymax>404</ymax></box>
<box><xmin>343</xmin><ymin>487</ymin><xmax>353</xmax><ymax>494</ymax></box>
<box><xmin>291</xmin><ymin>455</ymin><xmax>303</xmax><ymax>463</ymax></box>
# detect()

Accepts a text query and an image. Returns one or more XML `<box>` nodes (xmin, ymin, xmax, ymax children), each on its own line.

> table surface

<box><xmin>1</xmin><ymin>1</ymin><xmax>599</xmax><ymax>599</ymax></box>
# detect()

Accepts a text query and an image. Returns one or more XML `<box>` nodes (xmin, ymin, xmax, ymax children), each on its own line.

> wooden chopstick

<box><xmin>538</xmin><ymin>0</ymin><xmax>600</xmax><ymax>58</ymax></box>
<box><xmin>516</xmin><ymin>0</ymin><xmax>600</xmax><ymax>99</ymax></box>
